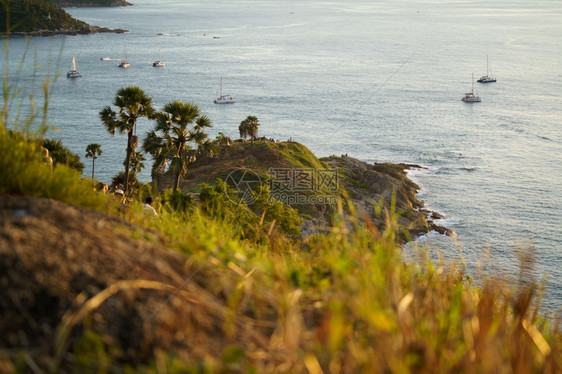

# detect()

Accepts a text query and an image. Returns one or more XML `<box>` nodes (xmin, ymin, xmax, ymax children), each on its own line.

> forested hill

<box><xmin>43</xmin><ymin>0</ymin><xmax>132</xmax><ymax>6</ymax></box>
<box><xmin>0</xmin><ymin>0</ymin><xmax>128</xmax><ymax>34</ymax></box>
<box><xmin>0</xmin><ymin>0</ymin><xmax>86</xmax><ymax>33</ymax></box>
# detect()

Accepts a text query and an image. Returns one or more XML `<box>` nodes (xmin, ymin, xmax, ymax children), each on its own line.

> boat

<box><xmin>477</xmin><ymin>55</ymin><xmax>496</xmax><ymax>83</ymax></box>
<box><xmin>118</xmin><ymin>45</ymin><xmax>131</xmax><ymax>68</ymax></box>
<box><xmin>462</xmin><ymin>73</ymin><xmax>481</xmax><ymax>103</ymax></box>
<box><xmin>152</xmin><ymin>49</ymin><xmax>165</xmax><ymax>67</ymax></box>
<box><xmin>214</xmin><ymin>76</ymin><xmax>236</xmax><ymax>104</ymax></box>
<box><xmin>100</xmin><ymin>57</ymin><xmax>112</xmax><ymax>61</ymax></box>
<box><xmin>118</xmin><ymin>60</ymin><xmax>131</xmax><ymax>68</ymax></box>
<box><xmin>66</xmin><ymin>54</ymin><xmax>82</xmax><ymax>78</ymax></box>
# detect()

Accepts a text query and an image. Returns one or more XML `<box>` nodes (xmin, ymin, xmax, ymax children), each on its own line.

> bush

<box><xmin>251</xmin><ymin>184</ymin><xmax>303</xmax><ymax>237</ymax></box>
<box><xmin>0</xmin><ymin>128</ymin><xmax>107</xmax><ymax>210</ymax></box>
<box><xmin>160</xmin><ymin>189</ymin><xmax>193</xmax><ymax>214</ymax></box>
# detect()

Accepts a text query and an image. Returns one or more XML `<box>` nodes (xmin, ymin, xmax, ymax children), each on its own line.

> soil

<box><xmin>0</xmin><ymin>196</ymin><xmax>263</xmax><ymax>370</ymax></box>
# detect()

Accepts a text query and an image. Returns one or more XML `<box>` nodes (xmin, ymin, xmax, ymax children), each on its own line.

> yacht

<box><xmin>462</xmin><ymin>73</ymin><xmax>481</xmax><ymax>103</ymax></box>
<box><xmin>118</xmin><ymin>45</ymin><xmax>130</xmax><ymax>68</ymax></box>
<box><xmin>152</xmin><ymin>49</ymin><xmax>165</xmax><ymax>67</ymax></box>
<box><xmin>214</xmin><ymin>76</ymin><xmax>236</xmax><ymax>104</ymax></box>
<box><xmin>477</xmin><ymin>55</ymin><xmax>496</xmax><ymax>83</ymax></box>
<box><xmin>66</xmin><ymin>55</ymin><xmax>82</xmax><ymax>78</ymax></box>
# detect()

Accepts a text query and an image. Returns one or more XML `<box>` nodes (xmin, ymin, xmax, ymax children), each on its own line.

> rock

<box><xmin>321</xmin><ymin>156</ymin><xmax>446</xmax><ymax>244</ymax></box>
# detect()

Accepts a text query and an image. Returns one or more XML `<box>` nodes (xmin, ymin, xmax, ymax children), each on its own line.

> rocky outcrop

<box><xmin>321</xmin><ymin>155</ymin><xmax>452</xmax><ymax>243</ymax></box>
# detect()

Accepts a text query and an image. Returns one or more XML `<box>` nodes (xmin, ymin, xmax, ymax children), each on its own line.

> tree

<box><xmin>85</xmin><ymin>143</ymin><xmax>102</xmax><ymax>180</ymax></box>
<box><xmin>99</xmin><ymin>86</ymin><xmax>154</xmax><ymax>194</ymax></box>
<box><xmin>143</xmin><ymin>100</ymin><xmax>212</xmax><ymax>192</ymax></box>
<box><xmin>239</xmin><ymin>115</ymin><xmax>260</xmax><ymax>141</ymax></box>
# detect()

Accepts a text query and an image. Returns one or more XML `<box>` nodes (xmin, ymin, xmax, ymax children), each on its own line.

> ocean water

<box><xmin>2</xmin><ymin>0</ymin><xmax>561</xmax><ymax>312</ymax></box>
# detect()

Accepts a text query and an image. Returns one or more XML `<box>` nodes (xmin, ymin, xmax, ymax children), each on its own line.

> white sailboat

<box><xmin>66</xmin><ymin>54</ymin><xmax>82</xmax><ymax>78</ymax></box>
<box><xmin>462</xmin><ymin>73</ymin><xmax>481</xmax><ymax>103</ymax></box>
<box><xmin>214</xmin><ymin>76</ymin><xmax>236</xmax><ymax>104</ymax></box>
<box><xmin>477</xmin><ymin>55</ymin><xmax>496</xmax><ymax>83</ymax></box>
<box><xmin>153</xmin><ymin>48</ymin><xmax>165</xmax><ymax>67</ymax></box>
<box><xmin>118</xmin><ymin>45</ymin><xmax>131</xmax><ymax>68</ymax></box>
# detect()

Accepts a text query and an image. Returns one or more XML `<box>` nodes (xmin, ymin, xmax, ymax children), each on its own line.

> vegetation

<box><xmin>0</xmin><ymin>0</ymin><xmax>87</xmax><ymax>33</ymax></box>
<box><xmin>239</xmin><ymin>115</ymin><xmax>260</xmax><ymax>141</ymax></box>
<box><xmin>85</xmin><ymin>143</ymin><xmax>102</xmax><ymax>179</ymax></box>
<box><xmin>0</xmin><ymin>130</ymin><xmax>107</xmax><ymax>210</ymax></box>
<box><xmin>143</xmin><ymin>100</ymin><xmax>213</xmax><ymax>192</ymax></box>
<box><xmin>99</xmin><ymin>86</ymin><xmax>154</xmax><ymax>195</ymax></box>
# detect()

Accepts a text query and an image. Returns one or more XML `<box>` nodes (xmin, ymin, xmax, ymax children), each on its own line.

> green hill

<box><xmin>0</xmin><ymin>0</ymin><xmax>128</xmax><ymax>34</ymax></box>
<box><xmin>156</xmin><ymin>140</ymin><xmax>447</xmax><ymax>242</ymax></box>
<box><xmin>0</xmin><ymin>0</ymin><xmax>87</xmax><ymax>33</ymax></box>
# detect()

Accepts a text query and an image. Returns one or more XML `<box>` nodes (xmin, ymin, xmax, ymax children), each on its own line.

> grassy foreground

<box><xmin>1</xmin><ymin>125</ymin><xmax>561</xmax><ymax>373</ymax></box>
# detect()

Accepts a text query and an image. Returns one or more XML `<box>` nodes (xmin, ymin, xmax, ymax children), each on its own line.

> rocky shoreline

<box><xmin>60</xmin><ymin>0</ymin><xmax>132</xmax><ymax>6</ymax></box>
<box><xmin>317</xmin><ymin>155</ymin><xmax>453</xmax><ymax>243</ymax></box>
<box><xmin>2</xmin><ymin>25</ymin><xmax>128</xmax><ymax>37</ymax></box>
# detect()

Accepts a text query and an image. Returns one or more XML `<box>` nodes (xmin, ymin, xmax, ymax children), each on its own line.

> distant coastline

<box><xmin>47</xmin><ymin>0</ymin><xmax>132</xmax><ymax>7</ymax></box>
<box><xmin>2</xmin><ymin>26</ymin><xmax>128</xmax><ymax>37</ymax></box>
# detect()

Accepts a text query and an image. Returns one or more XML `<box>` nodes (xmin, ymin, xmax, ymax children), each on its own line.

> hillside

<box><xmin>156</xmin><ymin>140</ymin><xmax>450</xmax><ymax>242</ymax></box>
<box><xmin>0</xmin><ymin>0</ymin><xmax>127</xmax><ymax>35</ymax></box>
<box><xmin>0</xmin><ymin>195</ymin><xmax>267</xmax><ymax>369</ymax></box>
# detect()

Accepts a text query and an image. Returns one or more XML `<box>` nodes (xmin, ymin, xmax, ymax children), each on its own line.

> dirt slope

<box><xmin>0</xmin><ymin>196</ymin><xmax>264</xmax><ymax>370</ymax></box>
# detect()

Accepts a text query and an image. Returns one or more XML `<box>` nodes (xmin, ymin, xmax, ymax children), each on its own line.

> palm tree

<box><xmin>239</xmin><ymin>115</ymin><xmax>260</xmax><ymax>141</ymax></box>
<box><xmin>99</xmin><ymin>86</ymin><xmax>154</xmax><ymax>194</ymax></box>
<box><xmin>85</xmin><ymin>143</ymin><xmax>102</xmax><ymax>179</ymax></box>
<box><xmin>143</xmin><ymin>100</ymin><xmax>212</xmax><ymax>192</ymax></box>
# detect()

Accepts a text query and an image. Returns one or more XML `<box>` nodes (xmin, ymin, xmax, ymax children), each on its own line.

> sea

<box><xmin>2</xmin><ymin>0</ymin><xmax>561</xmax><ymax>313</ymax></box>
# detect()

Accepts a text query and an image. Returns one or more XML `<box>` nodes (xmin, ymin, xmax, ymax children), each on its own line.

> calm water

<box><xmin>2</xmin><ymin>0</ymin><xmax>561</xmax><ymax>312</ymax></box>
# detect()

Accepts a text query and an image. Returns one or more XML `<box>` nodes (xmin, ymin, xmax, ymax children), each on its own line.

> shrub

<box><xmin>0</xmin><ymin>128</ymin><xmax>107</xmax><ymax>210</ymax></box>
